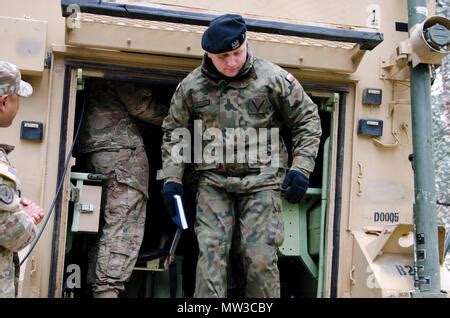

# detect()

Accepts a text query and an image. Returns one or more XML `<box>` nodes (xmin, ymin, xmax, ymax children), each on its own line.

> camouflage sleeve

<box><xmin>157</xmin><ymin>83</ymin><xmax>192</xmax><ymax>181</ymax></box>
<box><xmin>0</xmin><ymin>210</ymin><xmax>37</xmax><ymax>252</ymax></box>
<box><xmin>274</xmin><ymin>73</ymin><xmax>322</xmax><ymax>177</ymax></box>
<box><xmin>116</xmin><ymin>83</ymin><xmax>169</xmax><ymax>126</ymax></box>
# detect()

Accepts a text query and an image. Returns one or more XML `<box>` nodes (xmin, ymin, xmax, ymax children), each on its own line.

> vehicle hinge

<box><xmin>70</xmin><ymin>187</ymin><xmax>80</xmax><ymax>203</ymax></box>
<box><xmin>77</xmin><ymin>68</ymin><xmax>85</xmax><ymax>91</ymax></box>
<box><xmin>320</xmin><ymin>93</ymin><xmax>338</xmax><ymax>112</ymax></box>
<box><xmin>44</xmin><ymin>52</ymin><xmax>52</xmax><ymax>69</ymax></box>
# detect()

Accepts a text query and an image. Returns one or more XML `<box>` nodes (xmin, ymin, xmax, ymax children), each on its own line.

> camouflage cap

<box><xmin>0</xmin><ymin>61</ymin><xmax>33</xmax><ymax>97</ymax></box>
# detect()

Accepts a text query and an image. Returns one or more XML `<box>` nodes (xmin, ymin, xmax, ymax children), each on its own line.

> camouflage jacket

<box><xmin>159</xmin><ymin>52</ymin><xmax>321</xmax><ymax>192</ymax></box>
<box><xmin>0</xmin><ymin>145</ymin><xmax>37</xmax><ymax>298</ymax></box>
<box><xmin>78</xmin><ymin>79</ymin><xmax>168</xmax><ymax>154</ymax></box>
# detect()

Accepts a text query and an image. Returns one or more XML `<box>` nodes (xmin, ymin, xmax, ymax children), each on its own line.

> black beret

<box><xmin>202</xmin><ymin>14</ymin><xmax>247</xmax><ymax>54</ymax></box>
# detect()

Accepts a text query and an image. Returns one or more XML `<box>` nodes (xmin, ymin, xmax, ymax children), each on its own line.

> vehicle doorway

<box><xmin>59</xmin><ymin>66</ymin><xmax>337</xmax><ymax>298</ymax></box>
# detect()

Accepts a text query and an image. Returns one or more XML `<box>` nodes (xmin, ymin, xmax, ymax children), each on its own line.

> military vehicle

<box><xmin>0</xmin><ymin>0</ymin><xmax>449</xmax><ymax>298</ymax></box>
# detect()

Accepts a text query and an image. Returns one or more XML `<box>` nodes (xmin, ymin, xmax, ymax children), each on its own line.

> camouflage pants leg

<box><xmin>13</xmin><ymin>252</ymin><xmax>19</xmax><ymax>297</ymax></box>
<box><xmin>91</xmin><ymin>181</ymin><xmax>147</xmax><ymax>294</ymax></box>
<box><xmin>0</xmin><ymin>251</ymin><xmax>14</xmax><ymax>298</ymax></box>
<box><xmin>194</xmin><ymin>186</ymin><xmax>284</xmax><ymax>298</ymax></box>
<box><xmin>85</xmin><ymin>148</ymin><xmax>149</xmax><ymax>295</ymax></box>
<box><xmin>237</xmin><ymin>190</ymin><xmax>284</xmax><ymax>298</ymax></box>
<box><xmin>194</xmin><ymin>185</ymin><xmax>235</xmax><ymax>298</ymax></box>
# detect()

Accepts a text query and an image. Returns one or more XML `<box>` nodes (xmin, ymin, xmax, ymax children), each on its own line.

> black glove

<box><xmin>281</xmin><ymin>170</ymin><xmax>309</xmax><ymax>203</ymax></box>
<box><xmin>161</xmin><ymin>182</ymin><xmax>185</xmax><ymax>228</ymax></box>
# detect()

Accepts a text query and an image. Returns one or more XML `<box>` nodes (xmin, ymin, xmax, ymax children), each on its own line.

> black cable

<box><xmin>20</xmin><ymin>93</ymin><xmax>85</xmax><ymax>266</ymax></box>
<box><xmin>437</xmin><ymin>200</ymin><xmax>450</xmax><ymax>207</ymax></box>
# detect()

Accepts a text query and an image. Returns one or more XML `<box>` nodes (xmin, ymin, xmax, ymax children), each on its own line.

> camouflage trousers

<box><xmin>194</xmin><ymin>185</ymin><xmax>284</xmax><ymax>298</ymax></box>
<box><xmin>0</xmin><ymin>249</ymin><xmax>14</xmax><ymax>298</ymax></box>
<box><xmin>85</xmin><ymin>147</ymin><xmax>149</xmax><ymax>295</ymax></box>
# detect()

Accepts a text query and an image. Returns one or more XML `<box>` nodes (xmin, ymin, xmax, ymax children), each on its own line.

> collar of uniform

<box><xmin>0</xmin><ymin>144</ymin><xmax>15</xmax><ymax>154</ymax></box>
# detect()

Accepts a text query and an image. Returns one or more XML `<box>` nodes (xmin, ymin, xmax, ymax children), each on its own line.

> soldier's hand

<box><xmin>161</xmin><ymin>182</ymin><xmax>185</xmax><ymax>228</ymax></box>
<box><xmin>21</xmin><ymin>197</ymin><xmax>44</xmax><ymax>225</ymax></box>
<box><xmin>281</xmin><ymin>170</ymin><xmax>309</xmax><ymax>203</ymax></box>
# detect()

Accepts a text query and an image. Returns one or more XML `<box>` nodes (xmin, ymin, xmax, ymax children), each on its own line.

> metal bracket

<box><xmin>372</xmin><ymin>132</ymin><xmax>400</xmax><ymax>148</ymax></box>
<box><xmin>357</xmin><ymin>162</ymin><xmax>363</xmax><ymax>196</ymax></box>
<box><xmin>380</xmin><ymin>46</ymin><xmax>411</xmax><ymax>81</ymax></box>
<box><xmin>371</xmin><ymin>97</ymin><xmax>407</xmax><ymax>149</ymax></box>
<box><xmin>380</xmin><ymin>40</ymin><xmax>412</xmax><ymax>81</ymax></box>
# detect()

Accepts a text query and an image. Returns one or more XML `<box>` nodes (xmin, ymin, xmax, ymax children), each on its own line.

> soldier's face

<box><xmin>207</xmin><ymin>42</ymin><xmax>247</xmax><ymax>77</ymax></box>
<box><xmin>0</xmin><ymin>94</ymin><xmax>19</xmax><ymax>127</ymax></box>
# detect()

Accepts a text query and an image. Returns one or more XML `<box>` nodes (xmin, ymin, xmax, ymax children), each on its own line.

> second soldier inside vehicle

<box><xmin>78</xmin><ymin>78</ymin><xmax>168</xmax><ymax>298</ymax></box>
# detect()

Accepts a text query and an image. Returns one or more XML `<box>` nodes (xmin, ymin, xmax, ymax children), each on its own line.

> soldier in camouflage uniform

<box><xmin>78</xmin><ymin>78</ymin><xmax>168</xmax><ymax>298</ymax></box>
<box><xmin>0</xmin><ymin>61</ymin><xmax>44</xmax><ymax>298</ymax></box>
<box><xmin>159</xmin><ymin>15</ymin><xmax>321</xmax><ymax>297</ymax></box>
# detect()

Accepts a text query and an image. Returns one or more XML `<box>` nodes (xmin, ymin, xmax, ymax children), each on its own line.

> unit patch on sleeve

<box><xmin>0</xmin><ymin>184</ymin><xmax>14</xmax><ymax>204</ymax></box>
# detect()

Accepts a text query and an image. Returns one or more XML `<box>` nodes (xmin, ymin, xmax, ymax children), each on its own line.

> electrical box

<box><xmin>20</xmin><ymin>121</ymin><xmax>44</xmax><ymax>141</ymax></box>
<box><xmin>357</xmin><ymin>119</ymin><xmax>383</xmax><ymax>137</ymax></box>
<box><xmin>71</xmin><ymin>184</ymin><xmax>102</xmax><ymax>233</ymax></box>
<box><xmin>362</xmin><ymin>88</ymin><xmax>382</xmax><ymax>106</ymax></box>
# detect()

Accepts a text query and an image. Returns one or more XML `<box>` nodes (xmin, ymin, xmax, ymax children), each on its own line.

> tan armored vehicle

<box><xmin>0</xmin><ymin>0</ymin><xmax>449</xmax><ymax>298</ymax></box>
